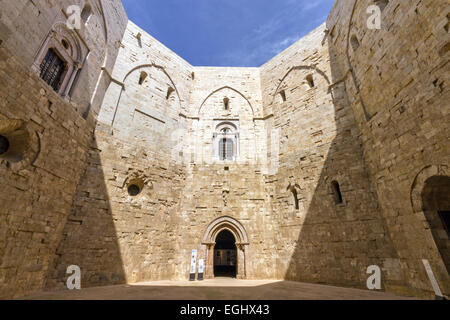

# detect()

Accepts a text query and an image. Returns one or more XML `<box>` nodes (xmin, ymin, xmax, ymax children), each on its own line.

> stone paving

<box><xmin>22</xmin><ymin>278</ymin><xmax>418</xmax><ymax>300</ymax></box>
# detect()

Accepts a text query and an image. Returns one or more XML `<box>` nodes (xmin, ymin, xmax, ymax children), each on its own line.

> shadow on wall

<box><xmin>278</xmin><ymin>24</ymin><xmax>406</xmax><ymax>295</ymax></box>
<box><xmin>45</xmin><ymin>136</ymin><xmax>126</xmax><ymax>290</ymax></box>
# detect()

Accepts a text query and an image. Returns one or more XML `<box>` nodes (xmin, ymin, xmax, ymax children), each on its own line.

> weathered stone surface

<box><xmin>0</xmin><ymin>0</ymin><xmax>448</xmax><ymax>300</ymax></box>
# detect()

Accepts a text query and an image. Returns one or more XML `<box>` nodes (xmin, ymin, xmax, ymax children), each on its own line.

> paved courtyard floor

<box><xmin>22</xmin><ymin>278</ymin><xmax>418</xmax><ymax>300</ymax></box>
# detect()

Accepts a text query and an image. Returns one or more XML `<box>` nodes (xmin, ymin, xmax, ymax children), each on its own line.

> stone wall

<box><xmin>176</xmin><ymin>67</ymin><xmax>277</xmax><ymax>280</ymax></box>
<box><xmin>0</xmin><ymin>0</ymin><xmax>127</xmax><ymax>298</ymax></box>
<box><xmin>260</xmin><ymin>23</ymin><xmax>404</xmax><ymax>292</ymax></box>
<box><xmin>48</xmin><ymin>21</ymin><xmax>194</xmax><ymax>288</ymax></box>
<box><xmin>326</xmin><ymin>0</ymin><xmax>449</xmax><ymax>298</ymax></box>
<box><xmin>1</xmin><ymin>0</ymin><xmax>448</xmax><ymax>300</ymax></box>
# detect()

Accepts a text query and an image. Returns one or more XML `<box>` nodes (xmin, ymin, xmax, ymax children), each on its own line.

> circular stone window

<box><xmin>0</xmin><ymin>134</ymin><xmax>10</xmax><ymax>155</ymax></box>
<box><xmin>127</xmin><ymin>184</ymin><xmax>141</xmax><ymax>196</ymax></box>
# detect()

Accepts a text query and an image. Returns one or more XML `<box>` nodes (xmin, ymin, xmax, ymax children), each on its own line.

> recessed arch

<box><xmin>410</xmin><ymin>165</ymin><xmax>449</xmax><ymax>213</ymax></box>
<box><xmin>198</xmin><ymin>86</ymin><xmax>254</xmax><ymax>117</ymax></box>
<box><xmin>81</xmin><ymin>3</ymin><xmax>93</xmax><ymax>23</ymax></box>
<box><xmin>271</xmin><ymin>65</ymin><xmax>331</xmax><ymax>105</ymax></box>
<box><xmin>49</xmin><ymin>22</ymin><xmax>83</xmax><ymax>62</ymax></box>
<box><xmin>215</xmin><ymin>121</ymin><xmax>237</xmax><ymax>132</ymax></box>
<box><xmin>202</xmin><ymin>216</ymin><xmax>249</xmax><ymax>245</ymax></box>
<box><xmin>202</xmin><ymin>216</ymin><xmax>249</xmax><ymax>279</ymax></box>
<box><xmin>410</xmin><ymin>164</ymin><xmax>450</xmax><ymax>276</ymax></box>
<box><xmin>122</xmin><ymin>63</ymin><xmax>182</xmax><ymax>105</ymax></box>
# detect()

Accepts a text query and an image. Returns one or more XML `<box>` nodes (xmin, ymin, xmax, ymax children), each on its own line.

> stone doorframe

<box><xmin>202</xmin><ymin>216</ymin><xmax>249</xmax><ymax>279</ymax></box>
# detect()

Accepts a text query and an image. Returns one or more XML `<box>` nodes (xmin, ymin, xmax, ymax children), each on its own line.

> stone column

<box><xmin>62</xmin><ymin>61</ymin><xmax>82</xmax><ymax>98</ymax></box>
<box><xmin>236</xmin><ymin>243</ymin><xmax>246</xmax><ymax>279</ymax></box>
<box><xmin>205</xmin><ymin>243</ymin><xmax>215</xmax><ymax>279</ymax></box>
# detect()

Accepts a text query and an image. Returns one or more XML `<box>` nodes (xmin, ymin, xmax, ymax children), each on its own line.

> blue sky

<box><xmin>122</xmin><ymin>0</ymin><xmax>335</xmax><ymax>67</ymax></box>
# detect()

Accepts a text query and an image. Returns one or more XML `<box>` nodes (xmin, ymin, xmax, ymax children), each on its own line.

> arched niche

<box><xmin>196</xmin><ymin>87</ymin><xmax>257</xmax><ymax>164</ymax></box>
<box><xmin>198</xmin><ymin>86</ymin><xmax>254</xmax><ymax>118</ymax></box>
<box><xmin>110</xmin><ymin>64</ymin><xmax>182</xmax><ymax>145</ymax></box>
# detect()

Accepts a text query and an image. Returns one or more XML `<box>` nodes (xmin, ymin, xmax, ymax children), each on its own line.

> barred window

<box><xmin>219</xmin><ymin>138</ymin><xmax>234</xmax><ymax>161</ymax></box>
<box><xmin>39</xmin><ymin>48</ymin><xmax>66</xmax><ymax>91</ymax></box>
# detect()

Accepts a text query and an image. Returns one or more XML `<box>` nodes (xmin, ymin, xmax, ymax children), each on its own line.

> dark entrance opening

<box><xmin>0</xmin><ymin>134</ymin><xmax>9</xmax><ymax>155</ymax></box>
<box><xmin>214</xmin><ymin>230</ymin><xmax>237</xmax><ymax>278</ymax></box>
<box><xmin>422</xmin><ymin>176</ymin><xmax>450</xmax><ymax>273</ymax></box>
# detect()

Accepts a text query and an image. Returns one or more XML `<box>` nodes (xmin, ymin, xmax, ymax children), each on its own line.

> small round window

<box><xmin>128</xmin><ymin>184</ymin><xmax>141</xmax><ymax>196</ymax></box>
<box><xmin>0</xmin><ymin>134</ymin><xmax>10</xmax><ymax>155</ymax></box>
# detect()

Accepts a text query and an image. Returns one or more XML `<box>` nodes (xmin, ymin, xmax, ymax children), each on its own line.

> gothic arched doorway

<box><xmin>202</xmin><ymin>216</ymin><xmax>249</xmax><ymax>279</ymax></box>
<box><xmin>214</xmin><ymin>230</ymin><xmax>237</xmax><ymax>277</ymax></box>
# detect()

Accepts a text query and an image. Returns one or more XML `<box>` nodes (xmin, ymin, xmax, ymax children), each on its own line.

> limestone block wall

<box><xmin>187</xmin><ymin>67</ymin><xmax>264</xmax><ymax>165</ymax></box>
<box><xmin>172</xmin><ymin>68</ymin><xmax>276</xmax><ymax>280</ymax></box>
<box><xmin>1</xmin><ymin>0</ymin><xmax>447</xmax><ymax>300</ymax></box>
<box><xmin>0</xmin><ymin>0</ymin><xmax>128</xmax><ymax>119</ymax></box>
<box><xmin>175</xmin><ymin>164</ymin><xmax>277</xmax><ymax>280</ymax></box>
<box><xmin>0</xmin><ymin>0</ymin><xmax>127</xmax><ymax>298</ymax></box>
<box><xmin>260</xmin><ymin>24</ymin><xmax>403</xmax><ymax>292</ymax></box>
<box><xmin>326</xmin><ymin>0</ymin><xmax>450</xmax><ymax>298</ymax></box>
<box><xmin>49</xmin><ymin>21</ymin><xmax>194</xmax><ymax>288</ymax></box>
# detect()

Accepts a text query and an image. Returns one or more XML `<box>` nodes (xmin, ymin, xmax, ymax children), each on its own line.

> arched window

<box><xmin>81</xmin><ymin>3</ymin><xmax>92</xmax><ymax>24</ymax></box>
<box><xmin>331</xmin><ymin>181</ymin><xmax>343</xmax><ymax>204</ymax></box>
<box><xmin>166</xmin><ymin>87</ymin><xmax>175</xmax><ymax>99</ymax></box>
<box><xmin>291</xmin><ymin>187</ymin><xmax>299</xmax><ymax>210</ymax></box>
<box><xmin>39</xmin><ymin>48</ymin><xmax>67</xmax><ymax>91</ymax></box>
<box><xmin>214</xmin><ymin>122</ymin><xmax>239</xmax><ymax>161</ymax></box>
<box><xmin>219</xmin><ymin>138</ymin><xmax>234</xmax><ymax>161</ymax></box>
<box><xmin>375</xmin><ymin>0</ymin><xmax>389</xmax><ymax>11</ymax></box>
<box><xmin>138</xmin><ymin>71</ymin><xmax>147</xmax><ymax>85</ymax></box>
<box><xmin>0</xmin><ymin>134</ymin><xmax>9</xmax><ymax>155</ymax></box>
<box><xmin>306</xmin><ymin>74</ymin><xmax>315</xmax><ymax>88</ymax></box>
<box><xmin>279</xmin><ymin>90</ymin><xmax>287</xmax><ymax>102</ymax></box>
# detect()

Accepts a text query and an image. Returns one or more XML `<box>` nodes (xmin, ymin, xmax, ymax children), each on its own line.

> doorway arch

<box><xmin>411</xmin><ymin>165</ymin><xmax>450</xmax><ymax>280</ymax></box>
<box><xmin>202</xmin><ymin>216</ymin><xmax>249</xmax><ymax>279</ymax></box>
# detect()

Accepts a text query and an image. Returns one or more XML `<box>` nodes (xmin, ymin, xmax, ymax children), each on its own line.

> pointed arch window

<box><xmin>279</xmin><ymin>90</ymin><xmax>287</xmax><ymax>102</ymax></box>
